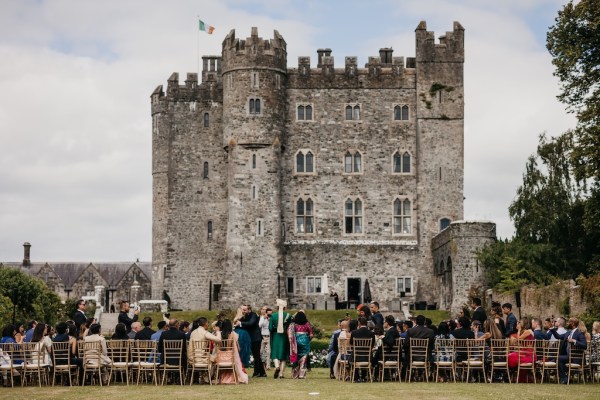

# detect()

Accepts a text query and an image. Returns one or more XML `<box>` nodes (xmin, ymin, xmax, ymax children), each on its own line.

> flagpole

<box><xmin>197</xmin><ymin>16</ymin><xmax>200</xmax><ymax>78</ymax></box>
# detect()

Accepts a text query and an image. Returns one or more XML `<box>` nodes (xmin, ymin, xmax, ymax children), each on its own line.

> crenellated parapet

<box><xmin>221</xmin><ymin>27</ymin><xmax>287</xmax><ymax>73</ymax></box>
<box><xmin>288</xmin><ymin>47</ymin><xmax>414</xmax><ymax>89</ymax></box>
<box><xmin>416</xmin><ymin>20</ymin><xmax>464</xmax><ymax>63</ymax></box>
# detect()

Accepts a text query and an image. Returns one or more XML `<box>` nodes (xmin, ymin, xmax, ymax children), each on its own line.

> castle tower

<box><xmin>220</xmin><ymin>28</ymin><xmax>288</xmax><ymax>306</ymax></box>
<box><xmin>415</xmin><ymin>21</ymin><xmax>465</xmax><ymax>302</ymax></box>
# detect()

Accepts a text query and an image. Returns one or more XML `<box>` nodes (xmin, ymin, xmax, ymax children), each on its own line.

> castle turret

<box><xmin>415</xmin><ymin>21</ymin><xmax>465</xmax><ymax>304</ymax></box>
<box><xmin>220</xmin><ymin>28</ymin><xmax>287</xmax><ymax>306</ymax></box>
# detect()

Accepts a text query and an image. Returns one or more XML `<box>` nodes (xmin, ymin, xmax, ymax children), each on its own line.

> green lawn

<box><xmin>2</xmin><ymin>368</ymin><xmax>599</xmax><ymax>400</ymax></box>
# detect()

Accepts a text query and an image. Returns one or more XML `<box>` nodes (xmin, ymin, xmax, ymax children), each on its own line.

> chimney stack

<box><xmin>23</xmin><ymin>242</ymin><xmax>31</xmax><ymax>267</ymax></box>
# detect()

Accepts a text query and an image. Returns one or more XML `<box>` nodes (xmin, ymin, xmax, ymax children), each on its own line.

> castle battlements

<box><xmin>221</xmin><ymin>27</ymin><xmax>287</xmax><ymax>72</ymax></box>
<box><xmin>416</xmin><ymin>21</ymin><xmax>464</xmax><ymax>62</ymax></box>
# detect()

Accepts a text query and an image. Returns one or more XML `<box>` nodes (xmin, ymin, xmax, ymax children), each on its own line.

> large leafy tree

<box><xmin>547</xmin><ymin>0</ymin><xmax>600</xmax><ymax>182</ymax></box>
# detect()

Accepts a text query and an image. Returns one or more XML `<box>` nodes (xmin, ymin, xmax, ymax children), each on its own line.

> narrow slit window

<box><xmin>345</xmin><ymin>105</ymin><xmax>353</xmax><ymax>120</ymax></box>
<box><xmin>207</xmin><ymin>220</ymin><xmax>213</xmax><ymax>239</ymax></box>
<box><xmin>402</xmin><ymin>152</ymin><xmax>411</xmax><ymax>173</ymax></box>
<box><xmin>203</xmin><ymin>161</ymin><xmax>209</xmax><ymax>179</ymax></box>
<box><xmin>305</xmin><ymin>105</ymin><xmax>312</xmax><ymax>120</ymax></box>
<box><xmin>252</xmin><ymin>154</ymin><xmax>257</xmax><ymax>169</ymax></box>
<box><xmin>204</xmin><ymin>113</ymin><xmax>209</xmax><ymax>127</ymax></box>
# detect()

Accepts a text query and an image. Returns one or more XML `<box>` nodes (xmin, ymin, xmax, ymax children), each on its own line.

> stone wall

<box><xmin>489</xmin><ymin>280</ymin><xmax>586</xmax><ymax>320</ymax></box>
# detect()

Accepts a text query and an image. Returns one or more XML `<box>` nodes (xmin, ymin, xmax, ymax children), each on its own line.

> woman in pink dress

<box><xmin>508</xmin><ymin>318</ymin><xmax>535</xmax><ymax>382</ymax></box>
<box><xmin>215</xmin><ymin>319</ymin><xmax>248</xmax><ymax>384</ymax></box>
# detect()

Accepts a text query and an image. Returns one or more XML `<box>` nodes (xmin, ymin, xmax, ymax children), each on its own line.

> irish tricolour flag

<box><xmin>199</xmin><ymin>20</ymin><xmax>215</xmax><ymax>34</ymax></box>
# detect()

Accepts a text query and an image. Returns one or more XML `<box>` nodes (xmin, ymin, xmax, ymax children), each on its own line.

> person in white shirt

<box><xmin>258</xmin><ymin>306</ymin><xmax>273</xmax><ymax>371</ymax></box>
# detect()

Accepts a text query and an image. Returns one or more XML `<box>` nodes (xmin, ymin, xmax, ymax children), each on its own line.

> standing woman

<box><xmin>289</xmin><ymin>311</ymin><xmax>313</xmax><ymax>379</ymax></box>
<box><xmin>269</xmin><ymin>299</ymin><xmax>292</xmax><ymax>379</ymax></box>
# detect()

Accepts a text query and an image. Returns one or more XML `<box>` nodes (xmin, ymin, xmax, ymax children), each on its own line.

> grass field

<box><xmin>2</xmin><ymin>368</ymin><xmax>599</xmax><ymax>400</ymax></box>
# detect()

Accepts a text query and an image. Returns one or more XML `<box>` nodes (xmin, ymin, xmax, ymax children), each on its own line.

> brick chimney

<box><xmin>23</xmin><ymin>242</ymin><xmax>31</xmax><ymax>267</ymax></box>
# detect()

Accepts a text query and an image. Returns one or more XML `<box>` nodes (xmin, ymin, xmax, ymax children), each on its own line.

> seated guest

<box><xmin>31</xmin><ymin>323</ymin><xmax>52</xmax><ymax>366</ymax></box>
<box><xmin>151</xmin><ymin>321</ymin><xmax>168</xmax><ymax>342</ymax></box>
<box><xmin>53</xmin><ymin>322</ymin><xmax>81</xmax><ymax>369</ymax></box>
<box><xmin>508</xmin><ymin>318</ymin><xmax>535</xmax><ymax>382</ymax></box>
<box><xmin>404</xmin><ymin>315</ymin><xmax>434</xmax><ymax>363</ymax></box>
<box><xmin>459</xmin><ymin>307</ymin><xmax>471</xmax><ymax>320</ymax></box>
<box><xmin>24</xmin><ymin>320</ymin><xmax>37</xmax><ymax>343</ymax></box>
<box><xmin>471</xmin><ymin>320</ymin><xmax>484</xmax><ymax>338</ymax></box>
<box><xmin>425</xmin><ymin>318</ymin><xmax>438</xmax><ymax>336</ymax></box>
<box><xmin>489</xmin><ymin>302</ymin><xmax>505</xmax><ymax>336</ymax></box>
<box><xmin>400</xmin><ymin>320</ymin><xmax>413</xmax><ymax>339</ymax></box>
<box><xmin>549</xmin><ymin>317</ymin><xmax>587</xmax><ymax>384</ymax></box>
<box><xmin>531</xmin><ymin>318</ymin><xmax>547</xmax><ymax>340</ymax></box>
<box><xmin>189</xmin><ymin>317</ymin><xmax>221</xmax><ymax>367</ymax></box>
<box><xmin>158</xmin><ymin>319</ymin><xmax>187</xmax><ymax>369</ymax></box>
<box><xmin>591</xmin><ymin>321</ymin><xmax>600</xmax><ymax>364</ymax></box>
<box><xmin>135</xmin><ymin>317</ymin><xmax>156</xmax><ymax>340</ymax></box>
<box><xmin>436</xmin><ymin>321</ymin><xmax>454</xmax><ymax>340</ymax></box>
<box><xmin>350</xmin><ymin>317</ymin><xmax>375</xmax><ymax>381</ymax></box>
<box><xmin>111</xmin><ymin>323</ymin><xmax>129</xmax><ymax>340</ymax></box>
<box><xmin>452</xmin><ymin>317</ymin><xmax>474</xmax><ymax>362</ymax></box>
<box><xmin>128</xmin><ymin>322</ymin><xmax>141</xmax><ymax>339</ymax></box>
<box><xmin>481</xmin><ymin>318</ymin><xmax>503</xmax><ymax>341</ymax></box>
<box><xmin>83</xmin><ymin>324</ymin><xmax>111</xmax><ymax>384</ymax></box>
<box><xmin>369</xmin><ymin>302</ymin><xmax>384</xmax><ymax>327</ymax></box>
<box><xmin>547</xmin><ymin>317</ymin><xmax>567</xmax><ymax>341</ymax></box>
<box><xmin>332</xmin><ymin>320</ymin><xmax>351</xmax><ymax>379</ymax></box>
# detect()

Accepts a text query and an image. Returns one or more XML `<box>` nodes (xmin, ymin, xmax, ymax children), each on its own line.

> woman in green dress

<box><xmin>269</xmin><ymin>299</ymin><xmax>292</xmax><ymax>378</ymax></box>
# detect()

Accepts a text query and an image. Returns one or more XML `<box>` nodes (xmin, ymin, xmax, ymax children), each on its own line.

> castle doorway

<box><xmin>346</xmin><ymin>277</ymin><xmax>361</xmax><ymax>309</ymax></box>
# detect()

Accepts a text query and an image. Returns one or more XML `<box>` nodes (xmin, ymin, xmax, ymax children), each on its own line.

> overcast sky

<box><xmin>0</xmin><ymin>0</ymin><xmax>576</xmax><ymax>262</ymax></box>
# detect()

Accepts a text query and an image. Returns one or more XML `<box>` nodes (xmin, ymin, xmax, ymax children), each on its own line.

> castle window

<box><xmin>256</xmin><ymin>219</ymin><xmax>264</xmax><ymax>237</ymax></box>
<box><xmin>287</xmin><ymin>277</ymin><xmax>295</xmax><ymax>293</ymax></box>
<box><xmin>396</xmin><ymin>277</ymin><xmax>413</xmax><ymax>295</ymax></box>
<box><xmin>393</xmin><ymin>151</ymin><xmax>411</xmax><ymax>173</ymax></box>
<box><xmin>345</xmin><ymin>198</ymin><xmax>363</xmax><ymax>234</ymax></box>
<box><xmin>296</xmin><ymin>198</ymin><xmax>314</xmax><ymax>234</ymax></box>
<box><xmin>306</xmin><ymin>276</ymin><xmax>322</xmax><ymax>294</ymax></box>
<box><xmin>207</xmin><ymin>220</ymin><xmax>213</xmax><ymax>240</ymax></box>
<box><xmin>393</xmin><ymin>198</ymin><xmax>412</xmax><ymax>234</ymax></box>
<box><xmin>345</xmin><ymin>104</ymin><xmax>361</xmax><ymax>121</ymax></box>
<box><xmin>296</xmin><ymin>150</ymin><xmax>315</xmax><ymax>174</ymax></box>
<box><xmin>252</xmin><ymin>72</ymin><xmax>259</xmax><ymax>88</ymax></box>
<box><xmin>252</xmin><ymin>185</ymin><xmax>257</xmax><ymax>200</ymax></box>
<box><xmin>249</xmin><ymin>98</ymin><xmax>261</xmax><ymax>115</ymax></box>
<box><xmin>344</xmin><ymin>151</ymin><xmax>362</xmax><ymax>173</ymax></box>
<box><xmin>440</xmin><ymin>218</ymin><xmax>451</xmax><ymax>231</ymax></box>
<box><xmin>438</xmin><ymin>260</ymin><xmax>445</xmax><ymax>276</ymax></box>
<box><xmin>203</xmin><ymin>162</ymin><xmax>209</xmax><ymax>179</ymax></box>
<box><xmin>252</xmin><ymin>154</ymin><xmax>257</xmax><ymax>169</ymax></box>
<box><xmin>276</xmin><ymin>74</ymin><xmax>280</xmax><ymax>89</ymax></box>
<box><xmin>204</xmin><ymin>113</ymin><xmax>209</xmax><ymax>127</ymax></box>
<box><xmin>394</xmin><ymin>105</ymin><xmax>409</xmax><ymax>121</ymax></box>
<box><xmin>297</xmin><ymin>104</ymin><xmax>313</xmax><ymax>121</ymax></box>
<box><xmin>227</xmin><ymin>74</ymin><xmax>233</xmax><ymax>89</ymax></box>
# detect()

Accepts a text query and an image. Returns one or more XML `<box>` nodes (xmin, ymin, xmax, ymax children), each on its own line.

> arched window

<box><xmin>446</xmin><ymin>256</ymin><xmax>452</xmax><ymax>272</ymax></box>
<box><xmin>203</xmin><ymin>161</ymin><xmax>209</xmax><ymax>179</ymax></box>
<box><xmin>393</xmin><ymin>152</ymin><xmax>402</xmax><ymax>173</ymax></box>
<box><xmin>345</xmin><ymin>198</ymin><xmax>363</xmax><ymax>234</ymax></box>
<box><xmin>297</xmin><ymin>105</ymin><xmax>305</xmax><ymax>120</ymax></box>
<box><xmin>393</xmin><ymin>151</ymin><xmax>411</xmax><ymax>173</ymax></box>
<box><xmin>252</xmin><ymin>154</ymin><xmax>257</xmax><ymax>169</ymax></box>
<box><xmin>305</xmin><ymin>105</ymin><xmax>312</xmax><ymax>120</ymax></box>
<box><xmin>401</xmin><ymin>105</ymin><xmax>409</xmax><ymax>120</ymax></box>
<box><xmin>344</xmin><ymin>151</ymin><xmax>362</xmax><ymax>173</ymax></box>
<box><xmin>305</xmin><ymin>151</ymin><xmax>314</xmax><ymax>173</ymax></box>
<box><xmin>439</xmin><ymin>260</ymin><xmax>445</xmax><ymax>275</ymax></box>
<box><xmin>249</xmin><ymin>98</ymin><xmax>261</xmax><ymax>114</ymax></box>
<box><xmin>203</xmin><ymin>113</ymin><xmax>209</xmax><ymax>127</ymax></box>
<box><xmin>393</xmin><ymin>198</ymin><xmax>412</xmax><ymax>234</ymax></box>
<box><xmin>402</xmin><ymin>152</ymin><xmax>411</xmax><ymax>173</ymax></box>
<box><xmin>440</xmin><ymin>218</ymin><xmax>451</xmax><ymax>231</ymax></box>
<box><xmin>353</xmin><ymin>105</ymin><xmax>360</xmax><ymax>120</ymax></box>
<box><xmin>345</xmin><ymin>105</ymin><xmax>353</xmax><ymax>120</ymax></box>
<box><xmin>296</xmin><ymin>198</ymin><xmax>314</xmax><ymax>234</ymax></box>
<box><xmin>394</xmin><ymin>105</ymin><xmax>401</xmax><ymax>120</ymax></box>
<box><xmin>296</xmin><ymin>151</ymin><xmax>305</xmax><ymax>172</ymax></box>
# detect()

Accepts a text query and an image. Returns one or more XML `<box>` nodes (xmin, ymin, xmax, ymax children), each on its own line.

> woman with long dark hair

<box><xmin>111</xmin><ymin>323</ymin><xmax>128</xmax><ymax>340</ymax></box>
<box><xmin>31</xmin><ymin>323</ymin><xmax>52</xmax><ymax>365</ymax></box>
<box><xmin>215</xmin><ymin>319</ymin><xmax>248</xmax><ymax>384</ymax></box>
<box><xmin>289</xmin><ymin>311</ymin><xmax>313</xmax><ymax>379</ymax></box>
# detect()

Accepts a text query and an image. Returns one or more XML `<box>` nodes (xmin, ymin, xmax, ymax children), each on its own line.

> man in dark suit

<box><xmin>135</xmin><ymin>316</ymin><xmax>156</xmax><ymax>340</ymax></box>
<box><xmin>238</xmin><ymin>304</ymin><xmax>266</xmax><ymax>377</ymax></box>
<box><xmin>452</xmin><ymin>317</ymin><xmax>475</xmax><ymax>362</ymax></box>
<box><xmin>369</xmin><ymin>302</ymin><xmax>384</xmax><ymax>327</ymax></box>
<box><xmin>404</xmin><ymin>315</ymin><xmax>434</xmax><ymax>363</ymax></box>
<box><xmin>158</xmin><ymin>318</ymin><xmax>187</xmax><ymax>380</ymax></box>
<box><xmin>549</xmin><ymin>317</ymin><xmax>587</xmax><ymax>384</ymax></box>
<box><xmin>118</xmin><ymin>300</ymin><xmax>139</xmax><ymax>333</ymax></box>
<box><xmin>73</xmin><ymin>299</ymin><xmax>87</xmax><ymax>333</ymax></box>
<box><xmin>350</xmin><ymin>317</ymin><xmax>375</xmax><ymax>381</ymax></box>
<box><xmin>532</xmin><ymin>318</ymin><xmax>547</xmax><ymax>340</ymax></box>
<box><xmin>471</xmin><ymin>298</ymin><xmax>487</xmax><ymax>326</ymax></box>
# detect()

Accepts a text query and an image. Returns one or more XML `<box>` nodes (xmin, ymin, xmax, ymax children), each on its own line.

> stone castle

<box><xmin>151</xmin><ymin>21</ymin><xmax>497</xmax><ymax>312</ymax></box>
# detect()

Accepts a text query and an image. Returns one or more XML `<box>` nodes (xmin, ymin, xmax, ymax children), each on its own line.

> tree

<box><xmin>0</xmin><ymin>267</ymin><xmax>63</xmax><ymax>325</ymax></box>
<box><xmin>547</xmin><ymin>0</ymin><xmax>600</xmax><ymax>182</ymax></box>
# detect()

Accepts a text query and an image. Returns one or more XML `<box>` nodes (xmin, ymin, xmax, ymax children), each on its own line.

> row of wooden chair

<box><xmin>334</xmin><ymin>338</ymin><xmax>599</xmax><ymax>384</ymax></box>
<box><xmin>1</xmin><ymin>339</ymin><xmax>238</xmax><ymax>387</ymax></box>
